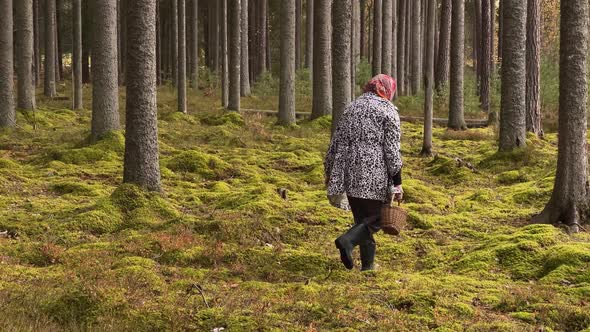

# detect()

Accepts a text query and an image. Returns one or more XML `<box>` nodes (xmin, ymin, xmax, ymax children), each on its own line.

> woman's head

<box><xmin>363</xmin><ymin>74</ymin><xmax>397</xmax><ymax>101</ymax></box>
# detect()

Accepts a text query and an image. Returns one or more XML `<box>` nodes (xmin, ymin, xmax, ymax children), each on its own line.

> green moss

<box><xmin>114</xmin><ymin>256</ymin><xmax>158</xmax><ymax>269</ymax></box>
<box><xmin>167</xmin><ymin>150</ymin><xmax>232</xmax><ymax>179</ymax></box>
<box><xmin>200</xmin><ymin>112</ymin><xmax>245</xmax><ymax>127</ymax></box>
<box><xmin>0</xmin><ymin>158</ymin><xmax>19</xmax><ymax>169</ymax></box>
<box><xmin>497</xmin><ymin>170</ymin><xmax>528</xmax><ymax>184</ymax></box>
<box><xmin>50</xmin><ymin>182</ymin><xmax>98</xmax><ymax>196</ymax></box>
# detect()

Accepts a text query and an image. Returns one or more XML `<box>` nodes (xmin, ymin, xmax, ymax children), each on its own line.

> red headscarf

<box><xmin>363</xmin><ymin>74</ymin><xmax>397</xmax><ymax>101</ymax></box>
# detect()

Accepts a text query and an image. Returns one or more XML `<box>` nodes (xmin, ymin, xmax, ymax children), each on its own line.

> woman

<box><xmin>324</xmin><ymin>74</ymin><xmax>403</xmax><ymax>271</ymax></box>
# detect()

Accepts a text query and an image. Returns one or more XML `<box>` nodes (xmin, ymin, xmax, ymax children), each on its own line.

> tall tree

<box><xmin>119</xmin><ymin>0</ymin><xmax>127</xmax><ymax>85</ymax></box>
<box><xmin>296</xmin><ymin>0</ymin><xmax>302</xmax><ymax>70</ymax></box>
<box><xmin>190</xmin><ymin>0</ymin><xmax>198</xmax><ymax>88</ymax></box>
<box><xmin>172</xmin><ymin>0</ymin><xmax>178</xmax><ymax>86</ymax></box>
<box><xmin>207</xmin><ymin>0</ymin><xmax>219</xmax><ymax>71</ymax></box>
<box><xmin>15</xmin><ymin>0</ymin><xmax>36</xmax><ymax>111</ymax></box>
<box><xmin>382</xmin><ymin>0</ymin><xmax>392</xmax><ymax>75</ymax></box>
<box><xmin>221</xmin><ymin>0</ymin><xmax>228</xmax><ymax>107</ymax></box>
<box><xmin>391</xmin><ymin>0</ymin><xmax>398</xmax><ymax>80</ymax></box>
<box><xmin>474</xmin><ymin>0</ymin><xmax>482</xmax><ymax>90</ymax></box>
<box><xmin>178</xmin><ymin>0</ymin><xmax>187</xmax><ymax>113</ymax></box>
<box><xmin>73</xmin><ymin>0</ymin><xmax>83</xmax><ymax>110</ymax></box>
<box><xmin>156</xmin><ymin>0</ymin><xmax>162</xmax><ymax>85</ymax></box>
<box><xmin>397</xmin><ymin>0</ymin><xmax>406</xmax><ymax>95</ymax></box>
<box><xmin>92</xmin><ymin>0</ymin><xmax>120</xmax><ymax>141</ymax></box>
<box><xmin>44</xmin><ymin>0</ymin><xmax>57</xmax><ymax>97</ymax></box>
<box><xmin>360</xmin><ymin>0</ymin><xmax>366</xmax><ymax>59</ymax></box>
<box><xmin>435</xmin><ymin>0</ymin><xmax>451</xmax><ymax>91</ymax></box>
<box><xmin>410</xmin><ymin>0</ymin><xmax>422</xmax><ymax>94</ymax></box>
<box><xmin>352</xmin><ymin>0</ymin><xmax>361</xmax><ymax>95</ymax></box>
<box><xmin>490</xmin><ymin>0</ymin><xmax>496</xmax><ymax>73</ymax></box>
<box><xmin>448</xmin><ymin>0</ymin><xmax>466</xmax><ymax>130</ymax></box>
<box><xmin>305</xmin><ymin>0</ymin><xmax>313</xmax><ymax>68</ymax></box>
<box><xmin>332</xmin><ymin>0</ymin><xmax>352</xmax><ymax>132</ymax></box>
<box><xmin>124</xmin><ymin>0</ymin><xmax>161</xmax><ymax>192</ymax></box>
<box><xmin>241</xmin><ymin>0</ymin><xmax>251</xmax><ymax>96</ymax></box>
<box><xmin>33</xmin><ymin>0</ymin><xmax>40</xmax><ymax>87</ymax></box>
<box><xmin>526</xmin><ymin>0</ymin><xmax>542</xmax><ymax>136</ymax></box>
<box><xmin>56</xmin><ymin>0</ymin><xmax>63</xmax><ymax>81</ymax></box>
<box><xmin>479</xmin><ymin>0</ymin><xmax>491</xmax><ymax>111</ymax></box>
<box><xmin>256</xmin><ymin>0</ymin><xmax>267</xmax><ymax>79</ymax></box>
<box><xmin>499</xmin><ymin>0</ymin><xmax>527</xmax><ymax>151</ymax></box>
<box><xmin>533</xmin><ymin>0</ymin><xmax>589</xmax><ymax>231</ymax></box>
<box><xmin>311</xmin><ymin>0</ymin><xmax>332</xmax><ymax>119</ymax></box>
<box><xmin>421</xmin><ymin>0</ymin><xmax>435</xmax><ymax>156</ymax></box>
<box><xmin>82</xmin><ymin>0</ymin><xmax>91</xmax><ymax>83</ymax></box>
<box><xmin>0</xmin><ymin>0</ymin><xmax>15</xmax><ymax>128</ymax></box>
<box><xmin>498</xmin><ymin>0</ymin><xmax>503</xmax><ymax>62</ymax></box>
<box><xmin>279</xmin><ymin>0</ymin><xmax>296</xmax><ymax>126</ymax></box>
<box><xmin>372</xmin><ymin>0</ymin><xmax>382</xmax><ymax>75</ymax></box>
<box><xmin>228</xmin><ymin>0</ymin><xmax>241</xmax><ymax>111</ymax></box>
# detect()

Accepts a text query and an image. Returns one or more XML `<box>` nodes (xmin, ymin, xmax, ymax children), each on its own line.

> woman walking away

<box><xmin>325</xmin><ymin>74</ymin><xmax>403</xmax><ymax>271</ymax></box>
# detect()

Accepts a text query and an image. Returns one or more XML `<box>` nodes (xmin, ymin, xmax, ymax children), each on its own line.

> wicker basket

<box><xmin>381</xmin><ymin>201</ymin><xmax>407</xmax><ymax>236</ymax></box>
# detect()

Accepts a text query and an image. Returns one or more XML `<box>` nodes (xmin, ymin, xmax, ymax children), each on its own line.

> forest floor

<box><xmin>0</xmin><ymin>83</ymin><xmax>589</xmax><ymax>331</ymax></box>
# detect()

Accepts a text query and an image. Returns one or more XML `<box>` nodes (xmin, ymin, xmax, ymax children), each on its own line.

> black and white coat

<box><xmin>324</xmin><ymin>92</ymin><xmax>402</xmax><ymax>202</ymax></box>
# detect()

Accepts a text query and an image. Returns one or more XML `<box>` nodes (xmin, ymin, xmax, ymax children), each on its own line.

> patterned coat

<box><xmin>324</xmin><ymin>92</ymin><xmax>402</xmax><ymax>202</ymax></box>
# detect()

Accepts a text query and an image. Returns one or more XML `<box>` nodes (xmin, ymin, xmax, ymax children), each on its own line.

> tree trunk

<box><xmin>34</xmin><ymin>0</ymin><xmax>41</xmax><ymax>87</ymax></box>
<box><xmin>332</xmin><ymin>0</ymin><xmax>352</xmax><ymax>132</ymax></box>
<box><xmin>474</xmin><ymin>0</ymin><xmax>481</xmax><ymax>92</ymax></box>
<box><xmin>228</xmin><ymin>0</ymin><xmax>241</xmax><ymax>111</ymax></box>
<box><xmin>498</xmin><ymin>0</ymin><xmax>503</xmax><ymax>62</ymax></box>
<box><xmin>305</xmin><ymin>0</ymin><xmax>313</xmax><ymax>68</ymax></box>
<box><xmin>490</xmin><ymin>0</ymin><xmax>496</xmax><ymax>73</ymax></box>
<box><xmin>178</xmin><ymin>0</ymin><xmax>187</xmax><ymax>113</ymax></box>
<box><xmin>296</xmin><ymin>0</ymin><xmax>302</xmax><ymax>70</ymax></box>
<box><xmin>191</xmin><ymin>0</ymin><xmax>198</xmax><ymax>88</ymax></box>
<box><xmin>256</xmin><ymin>0</ymin><xmax>267</xmax><ymax>79</ymax></box>
<box><xmin>448</xmin><ymin>0</ymin><xmax>466</xmax><ymax>130</ymax></box>
<box><xmin>526</xmin><ymin>0</ymin><xmax>542</xmax><ymax>136</ymax></box>
<box><xmin>156</xmin><ymin>0</ymin><xmax>162</xmax><ymax>85</ymax></box>
<box><xmin>311</xmin><ymin>0</ymin><xmax>332</xmax><ymax>119</ymax></box>
<box><xmin>221</xmin><ymin>0</ymin><xmax>228</xmax><ymax>107</ymax></box>
<box><xmin>56</xmin><ymin>0</ymin><xmax>63</xmax><ymax>81</ymax></box>
<box><xmin>479</xmin><ymin>0</ymin><xmax>490</xmax><ymax>111</ymax></box>
<box><xmin>421</xmin><ymin>0</ymin><xmax>435</xmax><ymax>156</ymax></box>
<box><xmin>360</xmin><ymin>0</ymin><xmax>366</xmax><ymax>59</ymax></box>
<box><xmin>15</xmin><ymin>0</ymin><xmax>36</xmax><ymax>111</ymax></box>
<box><xmin>397</xmin><ymin>0</ymin><xmax>406</xmax><ymax>95</ymax></box>
<box><xmin>372</xmin><ymin>0</ymin><xmax>382</xmax><ymax>76</ymax></box>
<box><xmin>171</xmin><ymin>0</ymin><xmax>178</xmax><ymax>86</ymax></box>
<box><xmin>44</xmin><ymin>0</ymin><xmax>57</xmax><ymax>97</ymax></box>
<box><xmin>499</xmin><ymin>0</ymin><xmax>526</xmax><ymax>151</ymax></box>
<box><xmin>391</xmin><ymin>0</ymin><xmax>398</xmax><ymax>80</ymax></box>
<box><xmin>210</xmin><ymin>0</ymin><xmax>220</xmax><ymax>71</ymax></box>
<box><xmin>119</xmin><ymin>0</ymin><xmax>127</xmax><ymax>85</ymax></box>
<box><xmin>404</xmin><ymin>0</ymin><xmax>410</xmax><ymax>91</ymax></box>
<box><xmin>352</xmin><ymin>0</ymin><xmax>361</xmax><ymax>95</ymax></box>
<box><xmin>124</xmin><ymin>0</ymin><xmax>161</xmax><ymax>192</ymax></box>
<box><xmin>73</xmin><ymin>0</ymin><xmax>83</xmax><ymax>109</ymax></box>
<box><xmin>241</xmin><ymin>0</ymin><xmax>251</xmax><ymax>96</ymax></box>
<box><xmin>435</xmin><ymin>0</ymin><xmax>451</xmax><ymax>92</ymax></box>
<box><xmin>248</xmin><ymin>0</ymin><xmax>256</xmax><ymax>82</ymax></box>
<box><xmin>534</xmin><ymin>0</ymin><xmax>589</xmax><ymax>230</ymax></box>
<box><xmin>381</xmin><ymin>0</ymin><xmax>392</xmax><ymax>76</ymax></box>
<box><xmin>279</xmin><ymin>0</ymin><xmax>296</xmax><ymax>126</ymax></box>
<box><xmin>411</xmin><ymin>0</ymin><xmax>422</xmax><ymax>94</ymax></box>
<box><xmin>265</xmin><ymin>7</ymin><xmax>271</xmax><ymax>71</ymax></box>
<box><xmin>82</xmin><ymin>0</ymin><xmax>91</xmax><ymax>84</ymax></box>
<box><xmin>0</xmin><ymin>0</ymin><xmax>15</xmax><ymax>128</ymax></box>
<box><xmin>92</xmin><ymin>0</ymin><xmax>120</xmax><ymax>141</ymax></box>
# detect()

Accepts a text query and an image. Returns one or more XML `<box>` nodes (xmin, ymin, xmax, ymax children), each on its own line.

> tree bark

<box><xmin>119</xmin><ymin>0</ymin><xmax>127</xmax><ymax>85</ymax></box>
<box><xmin>33</xmin><ymin>0</ymin><xmax>41</xmax><ymax>87</ymax></box>
<box><xmin>82</xmin><ymin>0</ymin><xmax>91</xmax><ymax>84</ymax></box>
<box><xmin>435</xmin><ymin>0</ymin><xmax>451</xmax><ymax>92</ymax></box>
<box><xmin>372</xmin><ymin>0</ymin><xmax>382</xmax><ymax>76</ymax></box>
<box><xmin>178</xmin><ymin>0</ymin><xmax>187</xmax><ymax>113</ymax></box>
<box><xmin>498</xmin><ymin>0</ymin><xmax>503</xmax><ymax>62</ymax></box>
<box><xmin>332</xmin><ymin>0</ymin><xmax>352</xmax><ymax>132</ymax></box>
<box><xmin>228</xmin><ymin>0</ymin><xmax>241</xmax><ymax>111</ymax></box>
<box><xmin>534</xmin><ymin>0</ymin><xmax>589</xmax><ymax>230</ymax></box>
<box><xmin>124</xmin><ymin>0</ymin><xmax>161</xmax><ymax>192</ymax></box>
<box><xmin>73</xmin><ymin>0</ymin><xmax>83</xmax><ymax>110</ymax></box>
<box><xmin>0</xmin><ymin>0</ymin><xmax>15</xmax><ymax>128</ymax></box>
<box><xmin>391</xmin><ymin>0</ymin><xmax>398</xmax><ymax>80</ymax></box>
<box><xmin>311</xmin><ymin>0</ymin><xmax>332</xmax><ymax>119</ymax></box>
<box><xmin>448</xmin><ymin>0</ymin><xmax>466</xmax><ymax>130</ymax></box>
<box><xmin>305</xmin><ymin>0</ymin><xmax>314</xmax><ymax>68</ymax></box>
<box><xmin>352</xmin><ymin>0</ymin><xmax>361</xmax><ymax>95</ymax></box>
<box><xmin>381</xmin><ymin>0</ymin><xmax>392</xmax><ymax>76</ymax></box>
<box><xmin>490</xmin><ymin>0</ymin><xmax>496</xmax><ymax>73</ymax></box>
<box><xmin>241</xmin><ymin>0</ymin><xmax>251</xmax><ymax>96</ymax></box>
<box><xmin>404</xmin><ymin>0</ymin><xmax>410</xmax><ymax>91</ymax></box>
<box><xmin>221</xmin><ymin>0</ymin><xmax>228</xmax><ymax>107</ymax></box>
<box><xmin>92</xmin><ymin>0</ymin><xmax>120</xmax><ymax>141</ymax></box>
<box><xmin>421</xmin><ymin>0</ymin><xmax>435</xmax><ymax>156</ymax></box>
<box><xmin>191</xmin><ymin>0</ymin><xmax>198</xmax><ymax>88</ymax></box>
<box><xmin>360</xmin><ymin>0</ymin><xmax>366</xmax><ymax>59</ymax></box>
<box><xmin>296</xmin><ymin>0</ymin><xmax>302</xmax><ymax>70</ymax></box>
<box><xmin>44</xmin><ymin>0</ymin><xmax>57</xmax><ymax>97</ymax></box>
<box><xmin>526</xmin><ymin>0</ymin><xmax>542</xmax><ymax>136</ymax></box>
<box><xmin>397</xmin><ymin>0</ymin><xmax>406</xmax><ymax>95</ymax></box>
<box><xmin>279</xmin><ymin>0</ymin><xmax>296</xmax><ymax>126</ymax></box>
<box><xmin>56</xmin><ymin>0</ymin><xmax>63</xmax><ymax>81</ymax></box>
<box><xmin>479</xmin><ymin>0</ymin><xmax>491</xmax><ymax>111</ymax></box>
<box><xmin>265</xmin><ymin>6</ymin><xmax>271</xmax><ymax>71</ymax></box>
<box><xmin>499</xmin><ymin>0</ymin><xmax>527</xmax><ymax>151</ymax></box>
<box><xmin>15</xmin><ymin>0</ymin><xmax>36</xmax><ymax>111</ymax></box>
<box><xmin>256</xmin><ymin>0</ymin><xmax>267</xmax><ymax>79</ymax></box>
<box><xmin>171</xmin><ymin>0</ymin><xmax>178</xmax><ymax>86</ymax></box>
<box><xmin>156</xmin><ymin>0</ymin><xmax>162</xmax><ymax>85</ymax></box>
<box><xmin>411</xmin><ymin>0</ymin><xmax>422</xmax><ymax>94</ymax></box>
<box><xmin>474</xmin><ymin>0</ymin><xmax>482</xmax><ymax>91</ymax></box>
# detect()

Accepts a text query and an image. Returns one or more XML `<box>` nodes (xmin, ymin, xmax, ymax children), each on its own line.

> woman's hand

<box><xmin>393</xmin><ymin>185</ymin><xmax>403</xmax><ymax>202</ymax></box>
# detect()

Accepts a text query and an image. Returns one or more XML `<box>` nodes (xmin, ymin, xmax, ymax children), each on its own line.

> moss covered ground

<box><xmin>0</xmin><ymin>82</ymin><xmax>588</xmax><ymax>331</ymax></box>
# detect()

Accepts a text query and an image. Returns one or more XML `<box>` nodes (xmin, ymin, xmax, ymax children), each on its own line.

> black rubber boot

<box><xmin>335</xmin><ymin>223</ymin><xmax>371</xmax><ymax>270</ymax></box>
<box><xmin>360</xmin><ymin>241</ymin><xmax>376</xmax><ymax>271</ymax></box>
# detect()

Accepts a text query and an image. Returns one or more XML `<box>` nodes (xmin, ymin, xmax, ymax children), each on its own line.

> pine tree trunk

<box><xmin>352</xmin><ymin>0</ymin><xmax>361</xmax><ymax>95</ymax></box>
<box><xmin>265</xmin><ymin>8</ymin><xmax>271</xmax><ymax>71</ymax></box>
<box><xmin>360</xmin><ymin>0</ymin><xmax>366</xmax><ymax>59</ymax></box>
<box><xmin>479</xmin><ymin>0</ymin><xmax>490</xmax><ymax>111</ymax></box>
<box><xmin>311</xmin><ymin>0</ymin><xmax>332</xmax><ymax>119</ymax></box>
<box><xmin>448</xmin><ymin>0</ymin><xmax>466</xmax><ymax>130</ymax></box>
<box><xmin>332</xmin><ymin>0</ymin><xmax>352</xmax><ymax>132</ymax></box>
<box><xmin>0</xmin><ymin>0</ymin><xmax>15</xmax><ymax>128</ymax></box>
<box><xmin>56</xmin><ymin>0</ymin><xmax>63</xmax><ymax>81</ymax></box>
<box><xmin>474</xmin><ymin>0</ymin><xmax>481</xmax><ymax>92</ymax></box>
<box><xmin>119</xmin><ymin>0</ymin><xmax>127</xmax><ymax>85</ymax></box>
<box><xmin>228</xmin><ymin>0</ymin><xmax>241</xmax><ymax>111</ymax></box>
<box><xmin>405</xmin><ymin>0</ymin><xmax>411</xmax><ymax>91</ymax></box>
<box><xmin>92</xmin><ymin>0</ymin><xmax>120</xmax><ymax>141</ymax></box>
<box><xmin>44</xmin><ymin>0</ymin><xmax>57</xmax><ymax>97</ymax></box>
<box><xmin>241</xmin><ymin>0</ymin><xmax>251</xmax><ymax>96</ymax></box>
<box><xmin>178</xmin><ymin>0</ymin><xmax>187</xmax><ymax>113</ymax></box>
<box><xmin>490</xmin><ymin>0</ymin><xmax>496</xmax><ymax>73</ymax></box>
<box><xmin>34</xmin><ymin>0</ymin><xmax>41</xmax><ymax>87</ymax></box>
<box><xmin>381</xmin><ymin>0</ymin><xmax>392</xmax><ymax>76</ymax></box>
<box><xmin>295</xmin><ymin>0</ymin><xmax>302</xmax><ymax>70</ymax></box>
<box><xmin>221</xmin><ymin>0</ymin><xmax>228</xmax><ymax>107</ymax></box>
<box><xmin>211</xmin><ymin>0</ymin><xmax>220</xmax><ymax>71</ymax></box>
<box><xmin>498</xmin><ymin>0</ymin><xmax>503</xmax><ymax>63</ymax></box>
<box><xmin>82</xmin><ymin>0</ymin><xmax>91</xmax><ymax>83</ymax></box>
<box><xmin>391</xmin><ymin>0</ymin><xmax>398</xmax><ymax>80</ymax></box>
<box><xmin>171</xmin><ymin>0</ymin><xmax>178</xmax><ymax>86</ymax></box>
<box><xmin>279</xmin><ymin>0</ymin><xmax>296</xmax><ymax>126</ymax></box>
<box><xmin>499</xmin><ymin>0</ymin><xmax>526</xmax><ymax>151</ymax></box>
<box><xmin>257</xmin><ymin>0</ymin><xmax>267</xmax><ymax>78</ymax></box>
<box><xmin>156</xmin><ymin>1</ymin><xmax>162</xmax><ymax>85</ymax></box>
<box><xmin>248</xmin><ymin>1</ymin><xmax>256</xmax><ymax>82</ymax></box>
<box><xmin>534</xmin><ymin>0</ymin><xmax>589</xmax><ymax>230</ymax></box>
<box><xmin>421</xmin><ymin>0</ymin><xmax>435</xmax><ymax>156</ymax></box>
<box><xmin>15</xmin><ymin>0</ymin><xmax>36</xmax><ymax>111</ymax></box>
<box><xmin>305</xmin><ymin>0</ymin><xmax>313</xmax><ymax>68</ymax></box>
<box><xmin>411</xmin><ymin>0</ymin><xmax>422</xmax><ymax>94</ymax></box>
<box><xmin>526</xmin><ymin>0</ymin><xmax>542</xmax><ymax>136</ymax></box>
<box><xmin>73</xmin><ymin>0</ymin><xmax>83</xmax><ymax>110</ymax></box>
<box><xmin>124</xmin><ymin>0</ymin><xmax>161</xmax><ymax>192</ymax></box>
<box><xmin>372</xmin><ymin>0</ymin><xmax>382</xmax><ymax>76</ymax></box>
<box><xmin>397</xmin><ymin>0</ymin><xmax>406</xmax><ymax>95</ymax></box>
<box><xmin>435</xmin><ymin>0</ymin><xmax>451</xmax><ymax>92</ymax></box>
<box><xmin>191</xmin><ymin>0</ymin><xmax>198</xmax><ymax>88</ymax></box>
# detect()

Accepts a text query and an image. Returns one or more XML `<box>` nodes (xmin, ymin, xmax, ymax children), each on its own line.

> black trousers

<box><xmin>347</xmin><ymin>196</ymin><xmax>383</xmax><ymax>235</ymax></box>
